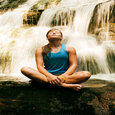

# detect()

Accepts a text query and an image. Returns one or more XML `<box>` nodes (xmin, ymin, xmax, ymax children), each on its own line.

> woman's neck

<box><xmin>49</xmin><ymin>41</ymin><xmax>61</xmax><ymax>48</ymax></box>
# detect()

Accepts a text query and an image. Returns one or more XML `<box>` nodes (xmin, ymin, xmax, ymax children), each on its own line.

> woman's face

<box><xmin>47</xmin><ymin>29</ymin><xmax>62</xmax><ymax>41</ymax></box>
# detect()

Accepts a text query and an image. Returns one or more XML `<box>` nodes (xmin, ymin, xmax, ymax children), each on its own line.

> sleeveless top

<box><xmin>43</xmin><ymin>44</ymin><xmax>70</xmax><ymax>75</ymax></box>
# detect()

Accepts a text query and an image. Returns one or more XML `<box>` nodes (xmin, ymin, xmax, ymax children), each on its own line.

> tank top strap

<box><xmin>62</xmin><ymin>44</ymin><xmax>66</xmax><ymax>50</ymax></box>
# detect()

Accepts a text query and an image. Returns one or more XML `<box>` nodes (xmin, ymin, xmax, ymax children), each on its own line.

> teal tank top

<box><xmin>43</xmin><ymin>44</ymin><xmax>70</xmax><ymax>75</ymax></box>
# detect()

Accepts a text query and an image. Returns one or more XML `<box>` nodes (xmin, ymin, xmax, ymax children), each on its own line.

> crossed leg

<box><xmin>21</xmin><ymin>67</ymin><xmax>91</xmax><ymax>91</ymax></box>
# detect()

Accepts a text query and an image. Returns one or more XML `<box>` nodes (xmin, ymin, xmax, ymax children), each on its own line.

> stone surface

<box><xmin>23</xmin><ymin>10</ymin><xmax>44</xmax><ymax>25</ymax></box>
<box><xmin>0</xmin><ymin>79</ymin><xmax>115</xmax><ymax>115</ymax></box>
<box><xmin>88</xmin><ymin>3</ymin><xmax>115</xmax><ymax>41</ymax></box>
<box><xmin>0</xmin><ymin>0</ymin><xmax>27</xmax><ymax>12</ymax></box>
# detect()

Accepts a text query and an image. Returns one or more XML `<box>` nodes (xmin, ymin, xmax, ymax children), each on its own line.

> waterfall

<box><xmin>39</xmin><ymin>0</ymin><xmax>114</xmax><ymax>74</ymax></box>
<box><xmin>0</xmin><ymin>0</ymin><xmax>115</xmax><ymax>82</ymax></box>
<box><xmin>0</xmin><ymin>0</ymin><xmax>39</xmax><ymax>27</ymax></box>
<box><xmin>0</xmin><ymin>0</ymin><xmax>42</xmax><ymax>81</ymax></box>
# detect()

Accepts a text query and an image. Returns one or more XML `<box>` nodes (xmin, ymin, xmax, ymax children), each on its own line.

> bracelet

<box><xmin>59</xmin><ymin>75</ymin><xmax>66</xmax><ymax>80</ymax></box>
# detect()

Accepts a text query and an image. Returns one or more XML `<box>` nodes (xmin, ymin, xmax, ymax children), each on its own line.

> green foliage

<box><xmin>0</xmin><ymin>0</ymin><xmax>27</xmax><ymax>11</ymax></box>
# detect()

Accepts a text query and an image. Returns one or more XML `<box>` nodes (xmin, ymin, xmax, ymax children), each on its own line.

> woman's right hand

<box><xmin>47</xmin><ymin>75</ymin><xmax>62</xmax><ymax>86</ymax></box>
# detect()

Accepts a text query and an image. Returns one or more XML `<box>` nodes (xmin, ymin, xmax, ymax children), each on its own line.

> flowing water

<box><xmin>0</xmin><ymin>0</ymin><xmax>115</xmax><ymax>82</ymax></box>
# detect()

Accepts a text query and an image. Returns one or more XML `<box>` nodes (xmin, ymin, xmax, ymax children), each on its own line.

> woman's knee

<box><xmin>21</xmin><ymin>67</ymin><xmax>31</xmax><ymax>75</ymax></box>
<box><xmin>84</xmin><ymin>71</ymin><xmax>91</xmax><ymax>79</ymax></box>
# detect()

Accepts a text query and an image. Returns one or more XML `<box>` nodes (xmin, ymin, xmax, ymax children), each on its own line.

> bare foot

<box><xmin>68</xmin><ymin>84</ymin><xmax>83</xmax><ymax>91</ymax></box>
<box><xmin>62</xmin><ymin>83</ymin><xmax>83</xmax><ymax>91</ymax></box>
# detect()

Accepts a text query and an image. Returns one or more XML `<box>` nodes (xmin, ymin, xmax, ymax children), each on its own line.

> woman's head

<box><xmin>46</xmin><ymin>29</ymin><xmax>63</xmax><ymax>41</ymax></box>
<box><xmin>42</xmin><ymin>29</ymin><xmax>63</xmax><ymax>56</ymax></box>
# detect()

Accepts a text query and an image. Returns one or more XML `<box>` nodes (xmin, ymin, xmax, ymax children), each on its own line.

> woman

<box><xmin>21</xmin><ymin>29</ymin><xmax>91</xmax><ymax>91</ymax></box>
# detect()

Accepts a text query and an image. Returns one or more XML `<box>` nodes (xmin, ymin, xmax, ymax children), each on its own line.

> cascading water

<box><xmin>0</xmin><ymin>0</ymin><xmax>39</xmax><ymax>27</ymax></box>
<box><xmin>0</xmin><ymin>0</ymin><xmax>42</xmax><ymax>81</ymax></box>
<box><xmin>0</xmin><ymin>0</ymin><xmax>115</xmax><ymax>82</ymax></box>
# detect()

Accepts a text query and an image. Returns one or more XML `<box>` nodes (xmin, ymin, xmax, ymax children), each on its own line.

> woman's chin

<box><xmin>49</xmin><ymin>37</ymin><xmax>62</xmax><ymax>40</ymax></box>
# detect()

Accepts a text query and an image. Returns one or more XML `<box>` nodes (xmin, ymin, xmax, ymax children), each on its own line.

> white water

<box><xmin>0</xmin><ymin>0</ymin><xmax>115</xmax><ymax>82</ymax></box>
<box><xmin>0</xmin><ymin>0</ymin><xmax>39</xmax><ymax>27</ymax></box>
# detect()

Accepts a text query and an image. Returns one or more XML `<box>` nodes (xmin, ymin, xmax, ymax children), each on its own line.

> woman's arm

<box><xmin>35</xmin><ymin>48</ymin><xmax>62</xmax><ymax>85</ymax></box>
<box><xmin>62</xmin><ymin>46</ymin><xmax>77</xmax><ymax>76</ymax></box>
<box><xmin>35</xmin><ymin>48</ymin><xmax>52</xmax><ymax>77</ymax></box>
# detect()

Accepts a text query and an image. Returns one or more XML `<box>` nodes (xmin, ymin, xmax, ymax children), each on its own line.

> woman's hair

<box><xmin>42</xmin><ymin>29</ymin><xmax>63</xmax><ymax>57</ymax></box>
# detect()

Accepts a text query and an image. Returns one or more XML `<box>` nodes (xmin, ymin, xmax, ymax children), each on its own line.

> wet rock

<box><xmin>106</xmin><ymin>48</ymin><xmax>115</xmax><ymax>73</ymax></box>
<box><xmin>31</xmin><ymin>0</ymin><xmax>61</xmax><ymax>10</ymax></box>
<box><xmin>0</xmin><ymin>0</ymin><xmax>27</xmax><ymax>12</ymax></box>
<box><xmin>23</xmin><ymin>10</ymin><xmax>44</xmax><ymax>25</ymax></box>
<box><xmin>88</xmin><ymin>2</ymin><xmax>115</xmax><ymax>41</ymax></box>
<box><xmin>93</xmin><ymin>24</ymin><xmax>115</xmax><ymax>41</ymax></box>
<box><xmin>23</xmin><ymin>0</ymin><xmax>62</xmax><ymax>26</ymax></box>
<box><xmin>0</xmin><ymin>79</ymin><xmax>115</xmax><ymax>114</ymax></box>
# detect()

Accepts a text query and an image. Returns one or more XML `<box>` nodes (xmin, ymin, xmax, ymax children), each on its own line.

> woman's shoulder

<box><xmin>35</xmin><ymin>48</ymin><xmax>43</xmax><ymax>55</ymax></box>
<box><xmin>66</xmin><ymin>45</ymin><xmax>76</xmax><ymax>53</ymax></box>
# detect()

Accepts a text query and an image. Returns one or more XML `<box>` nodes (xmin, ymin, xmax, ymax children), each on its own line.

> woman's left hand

<box><xmin>59</xmin><ymin>74</ymin><xmax>68</xmax><ymax>83</ymax></box>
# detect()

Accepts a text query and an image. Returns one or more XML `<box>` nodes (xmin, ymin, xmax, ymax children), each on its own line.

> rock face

<box><xmin>31</xmin><ymin>0</ymin><xmax>61</xmax><ymax>10</ymax></box>
<box><xmin>23</xmin><ymin>10</ymin><xmax>44</xmax><ymax>25</ymax></box>
<box><xmin>23</xmin><ymin>0</ymin><xmax>62</xmax><ymax>26</ymax></box>
<box><xmin>88</xmin><ymin>3</ymin><xmax>115</xmax><ymax>41</ymax></box>
<box><xmin>109</xmin><ymin>23</ymin><xmax>115</xmax><ymax>40</ymax></box>
<box><xmin>0</xmin><ymin>79</ymin><xmax>115</xmax><ymax>115</ymax></box>
<box><xmin>0</xmin><ymin>0</ymin><xmax>27</xmax><ymax>12</ymax></box>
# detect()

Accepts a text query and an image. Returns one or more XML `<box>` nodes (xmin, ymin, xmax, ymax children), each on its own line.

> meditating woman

<box><xmin>21</xmin><ymin>28</ymin><xmax>91</xmax><ymax>91</ymax></box>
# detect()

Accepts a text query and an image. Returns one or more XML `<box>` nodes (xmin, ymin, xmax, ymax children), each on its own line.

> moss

<box><xmin>31</xmin><ymin>0</ymin><xmax>61</xmax><ymax>10</ymax></box>
<box><xmin>0</xmin><ymin>0</ymin><xmax>27</xmax><ymax>12</ymax></box>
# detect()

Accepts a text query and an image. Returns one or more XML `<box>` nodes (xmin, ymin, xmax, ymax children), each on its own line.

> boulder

<box><xmin>0</xmin><ymin>79</ymin><xmax>115</xmax><ymax>114</ymax></box>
